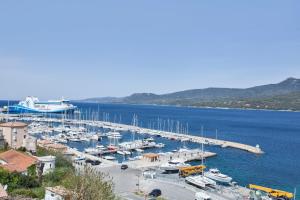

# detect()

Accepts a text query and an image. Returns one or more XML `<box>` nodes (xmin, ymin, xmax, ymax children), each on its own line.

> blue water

<box><xmin>1</xmin><ymin>101</ymin><xmax>300</xmax><ymax>197</ymax></box>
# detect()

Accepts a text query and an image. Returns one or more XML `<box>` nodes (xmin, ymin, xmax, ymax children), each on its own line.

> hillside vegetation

<box><xmin>80</xmin><ymin>78</ymin><xmax>300</xmax><ymax>111</ymax></box>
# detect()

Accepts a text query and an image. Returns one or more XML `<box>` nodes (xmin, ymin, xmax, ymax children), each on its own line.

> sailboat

<box><xmin>185</xmin><ymin>126</ymin><xmax>217</xmax><ymax>188</ymax></box>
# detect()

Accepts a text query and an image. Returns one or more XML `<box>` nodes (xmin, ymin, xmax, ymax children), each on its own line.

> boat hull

<box><xmin>6</xmin><ymin>105</ymin><xmax>76</xmax><ymax>114</ymax></box>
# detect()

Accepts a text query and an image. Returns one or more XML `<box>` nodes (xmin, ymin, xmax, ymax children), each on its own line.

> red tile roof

<box><xmin>0</xmin><ymin>150</ymin><xmax>37</xmax><ymax>173</ymax></box>
<box><xmin>0</xmin><ymin>122</ymin><xmax>28</xmax><ymax>128</ymax></box>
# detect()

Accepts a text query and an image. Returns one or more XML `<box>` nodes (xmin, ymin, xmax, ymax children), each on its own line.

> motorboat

<box><xmin>103</xmin><ymin>156</ymin><xmax>116</xmax><ymax>160</ymax></box>
<box><xmin>204</xmin><ymin>169</ymin><xmax>232</xmax><ymax>184</ymax></box>
<box><xmin>84</xmin><ymin>148</ymin><xmax>102</xmax><ymax>155</ymax></box>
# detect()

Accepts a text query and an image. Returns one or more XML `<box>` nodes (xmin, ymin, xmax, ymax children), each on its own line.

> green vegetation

<box><xmin>82</xmin><ymin>78</ymin><xmax>300</xmax><ymax>111</ymax></box>
<box><xmin>0</xmin><ymin>169</ymin><xmax>39</xmax><ymax>192</ymax></box>
<box><xmin>62</xmin><ymin>167</ymin><xmax>117</xmax><ymax>200</ymax></box>
<box><xmin>0</xmin><ymin>147</ymin><xmax>117</xmax><ymax>199</ymax></box>
<box><xmin>0</xmin><ymin>147</ymin><xmax>74</xmax><ymax>199</ymax></box>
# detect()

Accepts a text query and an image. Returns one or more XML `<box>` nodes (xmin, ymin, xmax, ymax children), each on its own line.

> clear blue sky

<box><xmin>0</xmin><ymin>0</ymin><xmax>299</xmax><ymax>100</ymax></box>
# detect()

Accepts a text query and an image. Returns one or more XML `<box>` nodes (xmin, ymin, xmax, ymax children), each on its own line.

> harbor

<box><xmin>0</xmin><ymin>113</ymin><xmax>263</xmax><ymax>155</ymax></box>
<box><xmin>0</xmin><ymin>103</ymin><xmax>297</xmax><ymax>200</ymax></box>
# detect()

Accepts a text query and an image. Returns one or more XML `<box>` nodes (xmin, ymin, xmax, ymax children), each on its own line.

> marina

<box><xmin>0</xmin><ymin>114</ymin><xmax>263</xmax><ymax>155</ymax></box>
<box><xmin>0</xmin><ymin>104</ymin><xmax>298</xmax><ymax>199</ymax></box>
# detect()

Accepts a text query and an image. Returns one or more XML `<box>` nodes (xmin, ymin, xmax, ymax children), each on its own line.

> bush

<box><xmin>62</xmin><ymin>167</ymin><xmax>117</xmax><ymax>200</ymax></box>
<box><xmin>44</xmin><ymin>167</ymin><xmax>73</xmax><ymax>184</ymax></box>
<box><xmin>10</xmin><ymin>188</ymin><xmax>38</xmax><ymax>198</ymax></box>
<box><xmin>0</xmin><ymin>168</ymin><xmax>39</xmax><ymax>192</ymax></box>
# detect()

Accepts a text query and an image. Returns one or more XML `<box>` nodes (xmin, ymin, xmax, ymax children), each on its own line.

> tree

<box><xmin>62</xmin><ymin>167</ymin><xmax>117</xmax><ymax>200</ymax></box>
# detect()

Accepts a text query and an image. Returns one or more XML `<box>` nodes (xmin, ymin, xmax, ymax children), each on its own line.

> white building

<box><xmin>37</xmin><ymin>156</ymin><xmax>56</xmax><ymax>175</ymax></box>
<box><xmin>45</xmin><ymin>186</ymin><xmax>71</xmax><ymax>200</ymax></box>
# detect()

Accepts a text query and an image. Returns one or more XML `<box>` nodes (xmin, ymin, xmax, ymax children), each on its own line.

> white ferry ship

<box><xmin>5</xmin><ymin>96</ymin><xmax>77</xmax><ymax>114</ymax></box>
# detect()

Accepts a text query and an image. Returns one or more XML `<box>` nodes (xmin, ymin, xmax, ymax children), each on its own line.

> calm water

<box><xmin>1</xmin><ymin>101</ymin><xmax>300</xmax><ymax>197</ymax></box>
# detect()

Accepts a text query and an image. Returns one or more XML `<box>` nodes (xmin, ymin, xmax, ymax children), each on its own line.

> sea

<box><xmin>1</xmin><ymin>101</ymin><xmax>300</xmax><ymax>198</ymax></box>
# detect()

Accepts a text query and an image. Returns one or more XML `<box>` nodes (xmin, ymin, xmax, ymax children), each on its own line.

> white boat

<box><xmin>96</xmin><ymin>145</ymin><xmax>106</xmax><ymax>150</ymax></box>
<box><xmin>155</xmin><ymin>143</ymin><xmax>165</xmax><ymax>148</ymax></box>
<box><xmin>123</xmin><ymin>150</ymin><xmax>131</xmax><ymax>155</ymax></box>
<box><xmin>186</xmin><ymin>175</ymin><xmax>216</xmax><ymax>188</ymax></box>
<box><xmin>117</xmin><ymin>150</ymin><xmax>125</xmax><ymax>155</ymax></box>
<box><xmin>107</xmin><ymin>131</ymin><xmax>122</xmax><ymax>139</ymax></box>
<box><xmin>103</xmin><ymin>156</ymin><xmax>116</xmax><ymax>160</ymax></box>
<box><xmin>160</xmin><ymin>159</ymin><xmax>190</xmax><ymax>172</ymax></box>
<box><xmin>84</xmin><ymin>148</ymin><xmax>102</xmax><ymax>155</ymax></box>
<box><xmin>57</xmin><ymin>139</ymin><xmax>68</xmax><ymax>144</ymax></box>
<box><xmin>204</xmin><ymin>169</ymin><xmax>232</xmax><ymax>184</ymax></box>
<box><xmin>135</xmin><ymin>148</ymin><xmax>144</xmax><ymax>153</ymax></box>
<box><xmin>6</xmin><ymin>96</ymin><xmax>77</xmax><ymax>113</ymax></box>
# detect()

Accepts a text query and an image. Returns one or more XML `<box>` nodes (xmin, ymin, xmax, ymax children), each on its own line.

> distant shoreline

<box><xmin>73</xmin><ymin>101</ymin><xmax>300</xmax><ymax>113</ymax></box>
<box><xmin>1</xmin><ymin>99</ymin><xmax>299</xmax><ymax>113</ymax></box>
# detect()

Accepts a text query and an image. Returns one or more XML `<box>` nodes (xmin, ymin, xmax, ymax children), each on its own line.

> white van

<box><xmin>195</xmin><ymin>191</ymin><xmax>211</xmax><ymax>200</ymax></box>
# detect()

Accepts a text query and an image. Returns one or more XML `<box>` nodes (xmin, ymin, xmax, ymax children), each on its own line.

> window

<box><xmin>24</xmin><ymin>135</ymin><xmax>26</xmax><ymax>139</ymax></box>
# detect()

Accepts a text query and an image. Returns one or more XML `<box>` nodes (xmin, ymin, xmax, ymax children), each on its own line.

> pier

<box><xmin>127</xmin><ymin>149</ymin><xmax>216</xmax><ymax>169</ymax></box>
<box><xmin>0</xmin><ymin>114</ymin><xmax>264</xmax><ymax>154</ymax></box>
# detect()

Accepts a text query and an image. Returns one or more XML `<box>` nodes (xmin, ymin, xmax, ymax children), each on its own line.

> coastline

<box><xmin>71</xmin><ymin>100</ymin><xmax>300</xmax><ymax>113</ymax></box>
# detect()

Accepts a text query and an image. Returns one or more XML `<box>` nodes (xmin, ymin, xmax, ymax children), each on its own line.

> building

<box><xmin>38</xmin><ymin>139</ymin><xmax>68</xmax><ymax>152</ymax></box>
<box><xmin>0</xmin><ymin>121</ymin><xmax>37</xmax><ymax>152</ymax></box>
<box><xmin>0</xmin><ymin>129</ymin><xmax>5</xmax><ymax>149</ymax></box>
<box><xmin>37</xmin><ymin>156</ymin><xmax>56</xmax><ymax>175</ymax></box>
<box><xmin>0</xmin><ymin>150</ymin><xmax>37</xmax><ymax>175</ymax></box>
<box><xmin>24</xmin><ymin>135</ymin><xmax>37</xmax><ymax>152</ymax></box>
<box><xmin>45</xmin><ymin>186</ymin><xmax>71</xmax><ymax>200</ymax></box>
<box><xmin>0</xmin><ymin>184</ymin><xmax>8</xmax><ymax>199</ymax></box>
<box><xmin>0</xmin><ymin>122</ymin><xmax>28</xmax><ymax>149</ymax></box>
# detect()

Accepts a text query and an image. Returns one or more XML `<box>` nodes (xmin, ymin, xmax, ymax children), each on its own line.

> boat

<box><xmin>107</xmin><ymin>131</ymin><xmax>122</xmax><ymax>139</ymax></box>
<box><xmin>123</xmin><ymin>150</ymin><xmax>131</xmax><ymax>155</ymax></box>
<box><xmin>103</xmin><ymin>156</ymin><xmax>116</xmax><ymax>160</ymax></box>
<box><xmin>204</xmin><ymin>169</ymin><xmax>232</xmax><ymax>184</ymax></box>
<box><xmin>84</xmin><ymin>148</ymin><xmax>102</xmax><ymax>155</ymax></box>
<box><xmin>117</xmin><ymin>150</ymin><xmax>126</xmax><ymax>155</ymax></box>
<box><xmin>155</xmin><ymin>143</ymin><xmax>165</xmax><ymax>148</ymax></box>
<box><xmin>160</xmin><ymin>159</ymin><xmax>190</xmax><ymax>172</ymax></box>
<box><xmin>96</xmin><ymin>145</ymin><xmax>106</xmax><ymax>150</ymax></box>
<box><xmin>186</xmin><ymin>175</ymin><xmax>216</xmax><ymax>188</ymax></box>
<box><xmin>5</xmin><ymin>96</ymin><xmax>77</xmax><ymax>114</ymax></box>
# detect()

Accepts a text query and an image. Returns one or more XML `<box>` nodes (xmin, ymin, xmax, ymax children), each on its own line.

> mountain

<box><xmin>80</xmin><ymin>78</ymin><xmax>300</xmax><ymax>110</ymax></box>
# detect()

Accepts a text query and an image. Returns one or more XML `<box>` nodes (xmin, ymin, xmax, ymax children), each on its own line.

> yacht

<box><xmin>107</xmin><ymin>131</ymin><xmax>122</xmax><ymax>139</ymax></box>
<box><xmin>84</xmin><ymin>148</ymin><xmax>102</xmax><ymax>155</ymax></box>
<box><xmin>204</xmin><ymin>169</ymin><xmax>232</xmax><ymax>184</ymax></box>
<box><xmin>5</xmin><ymin>96</ymin><xmax>76</xmax><ymax>113</ymax></box>
<box><xmin>160</xmin><ymin>159</ymin><xmax>190</xmax><ymax>172</ymax></box>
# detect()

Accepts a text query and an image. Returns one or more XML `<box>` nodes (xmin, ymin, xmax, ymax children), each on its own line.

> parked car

<box><xmin>85</xmin><ymin>159</ymin><xmax>101</xmax><ymax>165</ymax></box>
<box><xmin>121</xmin><ymin>164</ymin><xmax>128</xmax><ymax>170</ymax></box>
<box><xmin>91</xmin><ymin>160</ymin><xmax>101</xmax><ymax>165</ymax></box>
<box><xmin>148</xmin><ymin>189</ymin><xmax>161</xmax><ymax>197</ymax></box>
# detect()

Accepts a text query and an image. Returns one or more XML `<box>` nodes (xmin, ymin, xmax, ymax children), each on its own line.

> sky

<box><xmin>0</xmin><ymin>0</ymin><xmax>299</xmax><ymax>100</ymax></box>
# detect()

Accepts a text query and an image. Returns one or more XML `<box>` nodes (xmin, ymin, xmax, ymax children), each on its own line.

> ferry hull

<box><xmin>6</xmin><ymin>105</ymin><xmax>76</xmax><ymax>114</ymax></box>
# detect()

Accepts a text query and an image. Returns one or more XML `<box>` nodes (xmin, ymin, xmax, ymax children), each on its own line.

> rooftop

<box><xmin>0</xmin><ymin>150</ymin><xmax>37</xmax><ymax>173</ymax></box>
<box><xmin>0</xmin><ymin>121</ymin><xmax>28</xmax><ymax>128</ymax></box>
<box><xmin>38</xmin><ymin>155</ymin><xmax>56</xmax><ymax>162</ymax></box>
<box><xmin>46</xmin><ymin>186</ymin><xmax>71</xmax><ymax>197</ymax></box>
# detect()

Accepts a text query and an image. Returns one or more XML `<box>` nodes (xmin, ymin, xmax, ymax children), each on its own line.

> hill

<box><xmin>80</xmin><ymin>78</ymin><xmax>300</xmax><ymax>111</ymax></box>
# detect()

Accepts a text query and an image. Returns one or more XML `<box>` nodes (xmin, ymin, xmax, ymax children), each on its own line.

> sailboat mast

<box><xmin>201</xmin><ymin>126</ymin><xmax>204</xmax><ymax>176</ymax></box>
